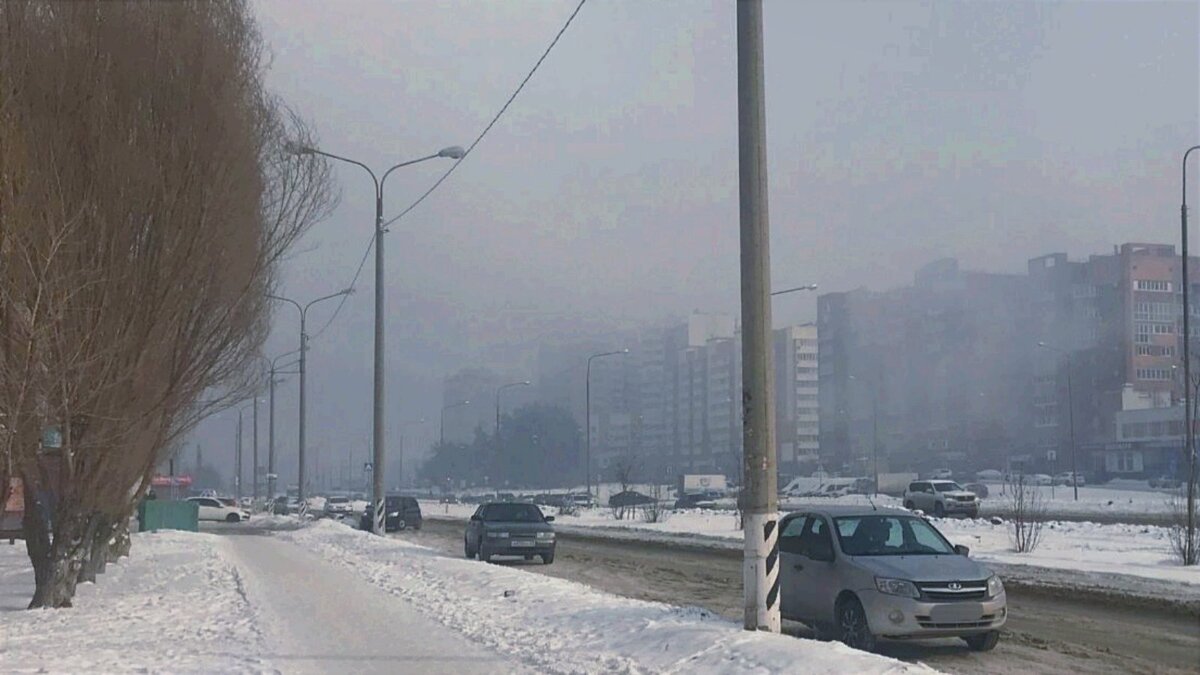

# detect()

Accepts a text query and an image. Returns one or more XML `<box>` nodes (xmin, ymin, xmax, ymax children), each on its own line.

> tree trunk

<box><xmin>108</xmin><ymin>518</ymin><xmax>131</xmax><ymax>561</ymax></box>
<box><xmin>24</xmin><ymin>487</ymin><xmax>92</xmax><ymax>609</ymax></box>
<box><xmin>77</xmin><ymin>514</ymin><xmax>110</xmax><ymax>584</ymax></box>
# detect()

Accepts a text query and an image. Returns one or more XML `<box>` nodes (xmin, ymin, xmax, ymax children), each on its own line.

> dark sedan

<box><xmin>464</xmin><ymin>502</ymin><xmax>556</xmax><ymax>564</ymax></box>
<box><xmin>359</xmin><ymin>495</ymin><xmax>422</xmax><ymax>532</ymax></box>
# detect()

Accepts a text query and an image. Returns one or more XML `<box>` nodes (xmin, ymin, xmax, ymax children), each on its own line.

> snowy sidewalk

<box><xmin>224</xmin><ymin>534</ymin><xmax>525</xmax><ymax>674</ymax></box>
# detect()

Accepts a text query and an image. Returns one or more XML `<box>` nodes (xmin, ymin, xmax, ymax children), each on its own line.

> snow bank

<box><xmin>281</xmin><ymin>520</ymin><xmax>935</xmax><ymax>675</ymax></box>
<box><xmin>0</xmin><ymin>531</ymin><xmax>267</xmax><ymax>672</ymax></box>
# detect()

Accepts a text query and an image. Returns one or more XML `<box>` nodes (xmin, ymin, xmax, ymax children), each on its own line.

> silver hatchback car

<box><xmin>780</xmin><ymin>505</ymin><xmax>1006</xmax><ymax>653</ymax></box>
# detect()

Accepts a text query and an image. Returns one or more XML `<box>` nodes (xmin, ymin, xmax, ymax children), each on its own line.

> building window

<box><xmin>1135</xmin><ymin>368</ymin><xmax>1173</xmax><ymax>381</ymax></box>
<box><xmin>1135</xmin><ymin>280</ymin><xmax>1172</xmax><ymax>292</ymax></box>
<box><xmin>1134</xmin><ymin>302</ymin><xmax>1178</xmax><ymax>322</ymax></box>
<box><xmin>1136</xmin><ymin>344</ymin><xmax>1176</xmax><ymax>357</ymax></box>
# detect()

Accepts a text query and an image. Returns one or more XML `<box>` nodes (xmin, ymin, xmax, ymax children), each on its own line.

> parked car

<box><xmin>1149</xmin><ymin>476</ymin><xmax>1183</xmax><ymax>489</ymax></box>
<box><xmin>1053</xmin><ymin>472</ymin><xmax>1086</xmax><ymax>487</ymax></box>
<box><xmin>563</xmin><ymin>493</ymin><xmax>594</xmax><ymax>508</ymax></box>
<box><xmin>1031</xmin><ymin>474</ymin><xmax>1054</xmax><ymax>486</ymax></box>
<box><xmin>496</xmin><ymin>492</ymin><xmax>517</xmax><ymax>503</ymax></box>
<box><xmin>187</xmin><ymin>497</ymin><xmax>250</xmax><ymax>523</ymax></box>
<box><xmin>929</xmin><ymin>468</ymin><xmax>954</xmax><ymax>480</ymax></box>
<box><xmin>323</xmin><ymin>496</ymin><xmax>354</xmax><ymax>518</ymax></box>
<box><xmin>271</xmin><ymin>496</ymin><xmax>290</xmax><ymax>515</ymax></box>
<box><xmin>438</xmin><ymin>493</ymin><xmax>460</xmax><ymax>504</ymax></box>
<box><xmin>359</xmin><ymin>495</ymin><xmax>422</xmax><ymax>532</ymax></box>
<box><xmin>673</xmin><ymin>492</ymin><xmax>719</xmax><ymax>510</ymax></box>
<box><xmin>963</xmin><ymin>483</ymin><xmax>990</xmax><ymax>499</ymax></box>
<box><xmin>903</xmin><ymin>481</ymin><xmax>979</xmax><ymax>518</ymax></box>
<box><xmin>975</xmin><ymin>469</ymin><xmax>1003</xmax><ymax>482</ymax></box>
<box><xmin>779</xmin><ymin>506</ymin><xmax>1005</xmax><ymax>653</ymax></box>
<box><xmin>608</xmin><ymin>490</ymin><xmax>656</xmax><ymax>508</ymax></box>
<box><xmin>464</xmin><ymin>502</ymin><xmax>555</xmax><ymax>564</ymax></box>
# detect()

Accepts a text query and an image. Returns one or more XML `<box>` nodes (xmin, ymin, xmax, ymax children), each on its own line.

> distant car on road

<box><xmin>1052</xmin><ymin>472</ymin><xmax>1086</xmax><ymax>487</ymax></box>
<box><xmin>187</xmin><ymin>497</ymin><xmax>249</xmax><ymax>523</ymax></box>
<box><xmin>903</xmin><ymin>481</ymin><xmax>979</xmax><ymax>518</ymax></box>
<box><xmin>975</xmin><ymin>469</ymin><xmax>1003</xmax><ymax>482</ymax></box>
<box><xmin>323</xmin><ymin>496</ymin><xmax>353</xmax><ymax>518</ymax></box>
<box><xmin>464</xmin><ymin>502</ymin><xmax>556</xmax><ymax>564</ymax></box>
<box><xmin>359</xmin><ymin>495</ymin><xmax>422</xmax><ymax>532</ymax></box>
<box><xmin>779</xmin><ymin>505</ymin><xmax>1005</xmax><ymax>653</ymax></box>
<box><xmin>1030</xmin><ymin>474</ymin><xmax>1054</xmax><ymax>487</ymax></box>
<box><xmin>438</xmin><ymin>494</ymin><xmax>460</xmax><ymax>504</ymax></box>
<box><xmin>1149</xmin><ymin>476</ymin><xmax>1182</xmax><ymax>489</ymax></box>
<box><xmin>673</xmin><ymin>492</ymin><xmax>718</xmax><ymax>510</ymax></box>
<box><xmin>963</xmin><ymin>483</ymin><xmax>990</xmax><ymax>499</ymax></box>
<box><xmin>929</xmin><ymin>468</ymin><xmax>954</xmax><ymax>480</ymax></box>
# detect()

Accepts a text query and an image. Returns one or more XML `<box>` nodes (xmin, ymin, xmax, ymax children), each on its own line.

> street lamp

<box><xmin>235</xmin><ymin>398</ymin><xmax>263</xmax><ymax>502</ymax></box>
<box><xmin>440</xmin><ymin>400</ymin><xmax>471</xmax><ymax>448</ymax></box>
<box><xmin>1181</xmin><ymin>145</ymin><xmax>1200</xmax><ymax>563</ymax></box>
<box><xmin>770</xmin><ymin>284</ymin><xmax>818</xmax><ymax>297</ymax></box>
<box><xmin>398</xmin><ymin>417</ymin><xmax>426</xmax><ymax>489</ymax></box>
<box><xmin>1038</xmin><ymin>341</ymin><xmax>1078</xmax><ymax>501</ymax></box>
<box><xmin>289</xmin><ymin>143</ymin><xmax>463</xmax><ymax>535</ymax></box>
<box><xmin>586</xmin><ymin>349</ymin><xmax>629</xmax><ymax>499</ymax></box>
<box><xmin>495</xmin><ymin>381</ymin><xmax>531</xmax><ymax>443</ymax></box>
<box><xmin>265</xmin><ymin>349</ymin><xmax>300</xmax><ymax>501</ymax></box>
<box><xmin>268</xmin><ymin>289</ymin><xmax>352</xmax><ymax>502</ymax></box>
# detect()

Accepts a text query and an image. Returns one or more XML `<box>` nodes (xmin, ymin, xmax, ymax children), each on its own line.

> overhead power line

<box><xmin>310</xmin><ymin>0</ymin><xmax>588</xmax><ymax>341</ymax></box>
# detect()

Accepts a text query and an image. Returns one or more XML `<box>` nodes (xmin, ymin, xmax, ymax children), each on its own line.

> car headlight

<box><xmin>536</xmin><ymin>531</ymin><xmax>555</xmax><ymax>540</ymax></box>
<box><xmin>987</xmin><ymin>575</ymin><xmax>1004</xmax><ymax>598</ymax></box>
<box><xmin>388</xmin><ymin>512</ymin><xmax>400</xmax><ymax>517</ymax></box>
<box><xmin>875</xmin><ymin>577</ymin><xmax>920</xmax><ymax>599</ymax></box>
<box><xmin>486</xmin><ymin>531</ymin><xmax>510</xmax><ymax>538</ymax></box>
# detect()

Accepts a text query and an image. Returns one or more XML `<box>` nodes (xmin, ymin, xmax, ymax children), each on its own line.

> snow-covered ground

<box><xmin>282</xmin><ymin>520</ymin><xmax>935</xmax><ymax>674</ymax></box>
<box><xmin>421</xmin><ymin>499</ymin><xmax>1200</xmax><ymax>605</ymax></box>
<box><xmin>0</xmin><ymin>531</ymin><xmax>268</xmax><ymax>672</ymax></box>
<box><xmin>0</xmin><ymin>521</ymin><xmax>938</xmax><ymax>673</ymax></box>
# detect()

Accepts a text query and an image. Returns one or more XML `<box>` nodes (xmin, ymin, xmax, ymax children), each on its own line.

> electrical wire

<box><xmin>309</xmin><ymin>0</ymin><xmax>588</xmax><ymax>341</ymax></box>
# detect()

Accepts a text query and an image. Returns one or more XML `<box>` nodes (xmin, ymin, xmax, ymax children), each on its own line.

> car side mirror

<box><xmin>469</xmin><ymin>514</ymin><xmax>481</xmax><ymax>522</ymax></box>
<box><xmin>954</xmin><ymin>544</ymin><xmax>970</xmax><ymax>557</ymax></box>
<box><xmin>544</xmin><ymin>516</ymin><xmax>555</xmax><ymax>523</ymax></box>
<box><xmin>808</xmin><ymin>540</ymin><xmax>835</xmax><ymax>562</ymax></box>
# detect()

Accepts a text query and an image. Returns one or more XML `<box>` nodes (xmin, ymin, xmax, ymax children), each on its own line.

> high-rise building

<box><xmin>775</xmin><ymin>324</ymin><xmax>819</xmax><ymax>476</ymax></box>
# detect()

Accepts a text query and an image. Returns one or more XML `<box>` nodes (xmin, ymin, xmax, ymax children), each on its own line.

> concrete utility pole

<box><xmin>737</xmin><ymin>0</ymin><xmax>780</xmax><ymax>633</ymax></box>
<box><xmin>266</xmin><ymin>350</ymin><xmax>300</xmax><ymax>501</ymax></box>
<box><xmin>252</xmin><ymin>396</ymin><xmax>260</xmax><ymax>502</ymax></box>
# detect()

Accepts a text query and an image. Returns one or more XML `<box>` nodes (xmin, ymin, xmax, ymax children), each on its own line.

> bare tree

<box><xmin>0</xmin><ymin>0</ymin><xmax>335</xmax><ymax>607</ymax></box>
<box><xmin>641</xmin><ymin>483</ymin><xmax>670</xmax><ymax>524</ymax></box>
<box><xmin>1005</xmin><ymin>472</ymin><xmax>1046</xmax><ymax>554</ymax></box>
<box><xmin>610</xmin><ymin>453</ymin><xmax>640</xmax><ymax>520</ymax></box>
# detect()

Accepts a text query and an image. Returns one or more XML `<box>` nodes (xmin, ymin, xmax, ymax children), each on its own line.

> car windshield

<box><xmin>931</xmin><ymin>482</ymin><xmax>964</xmax><ymax>492</ymax></box>
<box><xmin>328</xmin><ymin>497</ymin><xmax>348</xmax><ymax>504</ymax></box>
<box><xmin>834</xmin><ymin>515</ymin><xmax>955</xmax><ymax>556</ymax></box>
<box><xmin>482</xmin><ymin>503</ymin><xmax>545</xmax><ymax>522</ymax></box>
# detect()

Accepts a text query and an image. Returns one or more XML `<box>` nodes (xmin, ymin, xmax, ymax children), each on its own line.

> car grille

<box><xmin>952</xmin><ymin>496</ymin><xmax>975</xmax><ymax>502</ymax></box>
<box><xmin>915</xmin><ymin>614</ymin><xmax>997</xmax><ymax>629</ymax></box>
<box><xmin>916</xmin><ymin>580</ymin><xmax>988</xmax><ymax>601</ymax></box>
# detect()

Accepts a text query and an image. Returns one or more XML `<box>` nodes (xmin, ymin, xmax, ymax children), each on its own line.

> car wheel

<box><xmin>396</xmin><ymin>520</ymin><xmax>407</xmax><ymax>531</ymax></box>
<box><xmin>963</xmin><ymin>630</ymin><xmax>1000</xmax><ymax>652</ymax></box>
<box><xmin>464</xmin><ymin>537</ymin><xmax>476</xmax><ymax>559</ymax></box>
<box><xmin>479</xmin><ymin>539</ymin><xmax>492</xmax><ymax>563</ymax></box>
<box><xmin>837</xmin><ymin>596</ymin><xmax>876</xmax><ymax>653</ymax></box>
<box><xmin>225</xmin><ymin>513</ymin><xmax>240</xmax><ymax>523</ymax></box>
<box><xmin>903</xmin><ymin>500</ymin><xmax>915</xmax><ymax>510</ymax></box>
<box><xmin>933</xmin><ymin>502</ymin><xmax>945</xmax><ymax>518</ymax></box>
<box><xmin>541</xmin><ymin>551</ymin><xmax>555</xmax><ymax>565</ymax></box>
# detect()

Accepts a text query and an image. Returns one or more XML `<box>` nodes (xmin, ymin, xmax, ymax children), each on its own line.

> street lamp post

<box><xmin>495</xmin><ymin>381</ymin><xmax>531</xmax><ymax>443</ymax></box>
<box><xmin>586</xmin><ymin>350</ymin><xmax>628</xmax><ymax>499</ymax></box>
<box><xmin>1038</xmin><ymin>341</ymin><xmax>1078</xmax><ymax>501</ymax></box>
<box><xmin>398</xmin><ymin>417</ymin><xmax>425</xmax><ymax>489</ymax></box>
<box><xmin>268</xmin><ymin>290</ymin><xmax>351</xmax><ymax>503</ymax></box>
<box><xmin>289</xmin><ymin>143</ymin><xmax>464</xmax><ymax>535</ymax></box>
<box><xmin>1182</xmin><ymin>145</ymin><xmax>1200</xmax><ymax>564</ymax></box>
<box><xmin>235</xmin><ymin>400</ymin><xmax>259</xmax><ymax>501</ymax></box>
<box><xmin>440</xmin><ymin>400</ymin><xmax>471</xmax><ymax>448</ymax></box>
<box><xmin>266</xmin><ymin>349</ymin><xmax>300</xmax><ymax>501</ymax></box>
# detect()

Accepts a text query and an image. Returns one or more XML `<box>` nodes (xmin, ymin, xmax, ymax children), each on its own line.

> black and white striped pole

<box><xmin>737</xmin><ymin>0</ymin><xmax>780</xmax><ymax>632</ymax></box>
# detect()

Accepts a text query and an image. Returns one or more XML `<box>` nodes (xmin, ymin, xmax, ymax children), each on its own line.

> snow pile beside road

<box><xmin>0</xmin><ymin>530</ymin><xmax>266</xmax><ymax>672</ymax></box>
<box><xmin>282</xmin><ymin>520</ymin><xmax>935</xmax><ymax>674</ymax></box>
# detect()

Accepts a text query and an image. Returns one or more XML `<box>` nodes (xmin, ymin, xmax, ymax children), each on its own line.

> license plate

<box><xmin>929</xmin><ymin>603</ymin><xmax>983</xmax><ymax>623</ymax></box>
<box><xmin>510</xmin><ymin>540</ymin><xmax>535</xmax><ymax>548</ymax></box>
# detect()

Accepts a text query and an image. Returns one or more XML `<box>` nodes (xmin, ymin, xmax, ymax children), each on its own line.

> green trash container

<box><xmin>137</xmin><ymin>500</ymin><xmax>199</xmax><ymax>532</ymax></box>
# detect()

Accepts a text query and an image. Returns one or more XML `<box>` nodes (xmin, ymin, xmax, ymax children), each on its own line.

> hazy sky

<box><xmin>187</xmin><ymin>0</ymin><xmax>1198</xmax><ymax>489</ymax></box>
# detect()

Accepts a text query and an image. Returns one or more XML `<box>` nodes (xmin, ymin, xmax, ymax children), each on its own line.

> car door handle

<box><xmin>793</xmin><ymin>563</ymin><xmax>804</xmax><ymax>571</ymax></box>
